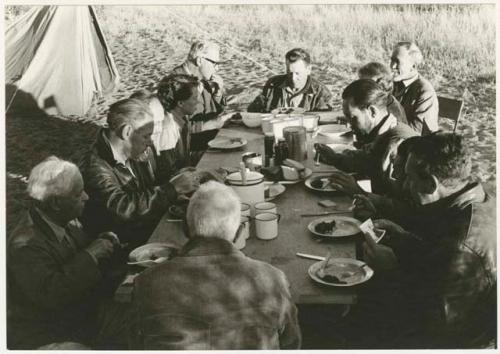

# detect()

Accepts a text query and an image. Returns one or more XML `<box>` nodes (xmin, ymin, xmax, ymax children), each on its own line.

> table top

<box><xmin>149</xmin><ymin>124</ymin><xmax>362</xmax><ymax>305</ymax></box>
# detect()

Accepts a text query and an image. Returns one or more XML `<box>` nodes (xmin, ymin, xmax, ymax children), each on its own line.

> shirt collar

<box><xmin>179</xmin><ymin>236</ymin><xmax>242</xmax><ymax>258</ymax></box>
<box><xmin>401</xmin><ymin>73</ymin><xmax>419</xmax><ymax>88</ymax></box>
<box><xmin>35</xmin><ymin>207</ymin><xmax>68</xmax><ymax>243</ymax></box>
<box><xmin>103</xmin><ymin>131</ymin><xmax>128</xmax><ymax>165</ymax></box>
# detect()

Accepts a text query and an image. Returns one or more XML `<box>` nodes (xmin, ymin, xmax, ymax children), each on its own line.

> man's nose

<box><xmin>82</xmin><ymin>191</ymin><xmax>89</xmax><ymax>201</ymax></box>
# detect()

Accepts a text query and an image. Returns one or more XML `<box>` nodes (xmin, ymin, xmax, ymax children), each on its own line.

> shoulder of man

<box><xmin>8</xmin><ymin>208</ymin><xmax>48</xmax><ymax>252</ymax></box>
<box><xmin>263</xmin><ymin>74</ymin><xmax>287</xmax><ymax>88</ymax></box>
<box><xmin>308</xmin><ymin>76</ymin><xmax>331</xmax><ymax>94</ymax></box>
<box><xmin>411</xmin><ymin>75</ymin><xmax>437</xmax><ymax>96</ymax></box>
<box><xmin>171</xmin><ymin>64</ymin><xmax>187</xmax><ymax>75</ymax></box>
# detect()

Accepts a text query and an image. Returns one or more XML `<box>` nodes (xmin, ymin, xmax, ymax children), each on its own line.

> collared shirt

<box><xmin>102</xmin><ymin>131</ymin><xmax>136</xmax><ymax>177</ymax></box>
<box><xmin>284</xmin><ymin>86</ymin><xmax>304</xmax><ymax>108</ymax></box>
<box><xmin>393</xmin><ymin>73</ymin><xmax>419</xmax><ymax>101</ymax></box>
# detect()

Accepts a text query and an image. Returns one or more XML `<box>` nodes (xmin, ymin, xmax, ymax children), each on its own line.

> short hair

<box><xmin>107</xmin><ymin>98</ymin><xmax>153</xmax><ymax>132</ymax></box>
<box><xmin>157</xmin><ymin>74</ymin><xmax>200</xmax><ymax>112</ymax></box>
<box><xmin>186</xmin><ymin>181</ymin><xmax>241</xmax><ymax>241</ymax></box>
<box><xmin>358</xmin><ymin>62</ymin><xmax>393</xmax><ymax>92</ymax></box>
<box><xmin>397</xmin><ymin>136</ymin><xmax>421</xmax><ymax>159</ymax></box>
<box><xmin>130</xmin><ymin>89</ymin><xmax>156</xmax><ymax>103</ymax></box>
<box><xmin>27</xmin><ymin>156</ymin><xmax>80</xmax><ymax>202</ymax></box>
<box><xmin>342</xmin><ymin>79</ymin><xmax>389</xmax><ymax>110</ymax></box>
<box><xmin>187</xmin><ymin>41</ymin><xmax>206</xmax><ymax>61</ymax></box>
<box><xmin>394</xmin><ymin>41</ymin><xmax>424</xmax><ymax>67</ymax></box>
<box><xmin>285</xmin><ymin>48</ymin><xmax>311</xmax><ymax>65</ymax></box>
<box><xmin>409</xmin><ymin>132</ymin><xmax>471</xmax><ymax>188</ymax></box>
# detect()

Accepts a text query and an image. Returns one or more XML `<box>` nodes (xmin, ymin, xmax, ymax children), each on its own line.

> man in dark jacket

<box><xmin>315</xmin><ymin>79</ymin><xmax>416</xmax><ymax>195</ymax></box>
<box><xmin>131</xmin><ymin>181</ymin><xmax>301</xmax><ymax>350</ymax></box>
<box><xmin>248</xmin><ymin>48</ymin><xmax>332</xmax><ymax>112</ymax></box>
<box><xmin>79</xmin><ymin>98</ymin><xmax>199</xmax><ymax>247</ymax></box>
<box><xmin>358</xmin><ymin>132</ymin><xmax>496</xmax><ymax>348</ymax></box>
<box><xmin>391</xmin><ymin>41</ymin><xmax>439</xmax><ymax>135</ymax></box>
<box><xmin>7</xmin><ymin>157</ymin><xmax>129</xmax><ymax>349</ymax></box>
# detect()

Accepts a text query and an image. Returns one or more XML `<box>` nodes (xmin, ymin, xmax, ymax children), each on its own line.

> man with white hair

<box><xmin>172</xmin><ymin>41</ymin><xmax>227</xmax><ymax>162</ymax></box>
<box><xmin>7</xmin><ymin>157</ymin><xmax>128</xmax><ymax>349</ymax></box>
<box><xmin>131</xmin><ymin>181</ymin><xmax>301</xmax><ymax>350</ymax></box>
<box><xmin>80</xmin><ymin>98</ymin><xmax>199</xmax><ymax>247</ymax></box>
<box><xmin>391</xmin><ymin>41</ymin><xmax>439</xmax><ymax>134</ymax></box>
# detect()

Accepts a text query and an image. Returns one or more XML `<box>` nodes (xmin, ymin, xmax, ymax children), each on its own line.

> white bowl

<box><xmin>242</xmin><ymin>113</ymin><xmax>263</xmax><ymax>128</ymax></box>
<box><xmin>318</xmin><ymin>124</ymin><xmax>349</xmax><ymax>138</ymax></box>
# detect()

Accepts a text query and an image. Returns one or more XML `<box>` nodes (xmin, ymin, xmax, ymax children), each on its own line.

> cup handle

<box><xmin>271</xmin><ymin>213</ymin><xmax>281</xmax><ymax>223</ymax></box>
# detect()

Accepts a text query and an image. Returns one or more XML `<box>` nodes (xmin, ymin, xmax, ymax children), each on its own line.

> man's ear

<box><xmin>306</xmin><ymin>64</ymin><xmax>312</xmax><ymax>75</ymax></box>
<box><xmin>120</xmin><ymin>124</ymin><xmax>133</xmax><ymax>140</ymax></box>
<box><xmin>420</xmin><ymin>173</ymin><xmax>439</xmax><ymax>195</ymax></box>
<box><xmin>368</xmin><ymin>105</ymin><xmax>378</xmax><ymax>119</ymax></box>
<box><xmin>48</xmin><ymin>195</ymin><xmax>61</xmax><ymax>212</ymax></box>
<box><xmin>195</xmin><ymin>56</ymin><xmax>202</xmax><ymax>67</ymax></box>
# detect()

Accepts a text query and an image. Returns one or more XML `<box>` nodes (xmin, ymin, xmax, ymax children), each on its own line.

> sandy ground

<box><xmin>5</xmin><ymin>10</ymin><xmax>496</xmax><ymax>234</ymax></box>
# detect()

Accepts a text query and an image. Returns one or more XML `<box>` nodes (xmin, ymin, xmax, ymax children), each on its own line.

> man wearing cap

<box><xmin>248</xmin><ymin>48</ymin><xmax>333</xmax><ymax>112</ymax></box>
<box><xmin>171</xmin><ymin>41</ymin><xmax>227</xmax><ymax>161</ymax></box>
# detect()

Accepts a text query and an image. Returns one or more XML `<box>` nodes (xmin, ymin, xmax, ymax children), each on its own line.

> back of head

<box><xmin>410</xmin><ymin>132</ymin><xmax>471</xmax><ymax>188</ymax></box>
<box><xmin>186</xmin><ymin>181</ymin><xmax>241</xmax><ymax>241</ymax></box>
<box><xmin>285</xmin><ymin>48</ymin><xmax>311</xmax><ymax>65</ymax></box>
<box><xmin>27</xmin><ymin>156</ymin><xmax>80</xmax><ymax>203</ymax></box>
<box><xmin>358</xmin><ymin>62</ymin><xmax>393</xmax><ymax>92</ymax></box>
<box><xmin>107</xmin><ymin>98</ymin><xmax>153</xmax><ymax>133</ymax></box>
<box><xmin>157</xmin><ymin>74</ymin><xmax>200</xmax><ymax>112</ymax></box>
<box><xmin>342</xmin><ymin>79</ymin><xmax>389</xmax><ymax>111</ymax></box>
<box><xmin>394</xmin><ymin>41</ymin><xmax>423</xmax><ymax>67</ymax></box>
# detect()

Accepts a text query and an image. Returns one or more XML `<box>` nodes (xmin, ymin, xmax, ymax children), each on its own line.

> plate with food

<box><xmin>128</xmin><ymin>243</ymin><xmax>179</xmax><ymax>267</ymax></box>
<box><xmin>325</xmin><ymin>143</ymin><xmax>357</xmax><ymax>153</ymax></box>
<box><xmin>308</xmin><ymin>258</ymin><xmax>373</xmax><ymax>287</ymax></box>
<box><xmin>271</xmin><ymin>107</ymin><xmax>306</xmax><ymax>115</ymax></box>
<box><xmin>307</xmin><ymin>216</ymin><xmax>361</xmax><ymax>238</ymax></box>
<box><xmin>264</xmin><ymin>182</ymin><xmax>286</xmax><ymax>201</ymax></box>
<box><xmin>208</xmin><ymin>137</ymin><xmax>247</xmax><ymax>150</ymax></box>
<box><xmin>168</xmin><ymin>204</ymin><xmax>187</xmax><ymax>219</ymax></box>
<box><xmin>305</xmin><ymin>175</ymin><xmax>338</xmax><ymax>192</ymax></box>
<box><xmin>317</xmin><ymin>124</ymin><xmax>350</xmax><ymax>139</ymax></box>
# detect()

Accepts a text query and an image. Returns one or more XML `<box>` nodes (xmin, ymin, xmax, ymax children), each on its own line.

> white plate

<box><xmin>304</xmin><ymin>174</ymin><xmax>337</xmax><ymax>192</ymax></box>
<box><xmin>128</xmin><ymin>243</ymin><xmax>179</xmax><ymax>267</ymax></box>
<box><xmin>270</xmin><ymin>107</ymin><xmax>306</xmax><ymax>115</ymax></box>
<box><xmin>208</xmin><ymin>137</ymin><xmax>247</xmax><ymax>150</ymax></box>
<box><xmin>318</xmin><ymin>124</ymin><xmax>350</xmax><ymax>138</ymax></box>
<box><xmin>264</xmin><ymin>182</ymin><xmax>286</xmax><ymax>201</ymax></box>
<box><xmin>307</xmin><ymin>215</ymin><xmax>361</xmax><ymax>238</ymax></box>
<box><xmin>308</xmin><ymin>258</ymin><xmax>374</xmax><ymax>287</ymax></box>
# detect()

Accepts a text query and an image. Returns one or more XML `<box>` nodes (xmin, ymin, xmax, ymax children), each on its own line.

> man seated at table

<box><xmin>351</xmin><ymin>132</ymin><xmax>496</xmax><ymax>348</ymax></box>
<box><xmin>171</xmin><ymin>41</ymin><xmax>227</xmax><ymax>162</ymax></box>
<box><xmin>358</xmin><ymin>61</ymin><xmax>407</xmax><ymax>126</ymax></box>
<box><xmin>8</xmin><ymin>157</ymin><xmax>130</xmax><ymax>349</ymax></box>
<box><xmin>79</xmin><ymin>98</ymin><xmax>199</xmax><ymax>248</ymax></box>
<box><xmin>130</xmin><ymin>181</ymin><xmax>301</xmax><ymax>350</ymax></box>
<box><xmin>248</xmin><ymin>48</ymin><xmax>333</xmax><ymax>112</ymax></box>
<box><xmin>391</xmin><ymin>41</ymin><xmax>439</xmax><ymax>135</ymax></box>
<box><xmin>315</xmin><ymin>79</ymin><xmax>417</xmax><ymax>195</ymax></box>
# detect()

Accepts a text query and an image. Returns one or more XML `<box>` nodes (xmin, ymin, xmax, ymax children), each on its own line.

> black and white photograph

<box><xmin>3</xmin><ymin>2</ymin><xmax>497</xmax><ymax>350</ymax></box>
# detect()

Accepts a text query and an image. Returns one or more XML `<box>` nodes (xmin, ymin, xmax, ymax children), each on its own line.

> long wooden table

<box><xmin>148</xmin><ymin>124</ymin><xmax>361</xmax><ymax>305</ymax></box>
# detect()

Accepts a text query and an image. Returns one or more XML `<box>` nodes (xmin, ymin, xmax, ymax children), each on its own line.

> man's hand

<box><xmin>170</xmin><ymin>171</ymin><xmax>200</xmax><ymax>196</ymax></box>
<box><xmin>362</xmin><ymin>230</ymin><xmax>398</xmax><ymax>271</ymax></box>
<box><xmin>328</xmin><ymin>172</ymin><xmax>364</xmax><ymax>196</ymax></box>
<box><xmin>97</xmin><ymin>231</ymin><xmax>126</xmax><ymax>249</ymax></box>
<box><xmin>314</xmin><ymin>143</ymin><xmax>338</xmax><ymax>165</ymax></box>
<box><xmin>373</xmin><ymin>219</ymin><xmax>408</xmax><ymax>237</ymax></box>
<box><xmin>210</xmin><ymin>74</ymin><xmax>224</xmax><ymax>97</ymax></box>
<box><xmin>86</xmin><ymin>239</ymin><xmax>114</xmax><ymax>261</ymax></box>
<box><xmin>353</xmin><ymin>193</ymin><xmax>377</xmax><ymax>220</ymax></box>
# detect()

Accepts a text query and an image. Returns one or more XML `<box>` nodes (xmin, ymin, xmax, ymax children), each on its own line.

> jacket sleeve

<box><xmin>409</xmin><ymin>87</ymin><xmax>438</xmax><ymax>134</ymax></box>
<box><xmin>325</xmin><ymin>146</ymin><xmax>373</xmax><ymax>175</ymax></box>
<box><xmin>8</xmin><ymin>243</ymin><xmax>101</xmax><ymax>311</ymax></box>
<box><xmin>312</xmin><ymin>85</ymin><xmax>333</xmax><ymax>111</ymax></box>
<box><xmin>85</xmin><ymin>162</ymin><xmax>177</xmax><ymax>223</ymax></box>
<box><xmin>247</xmin><ymin>78</ymin><xmax>274</xmax><ymax>113</ymax></box>
<box><xmin>278</xmin><ymin>276</ymin><xmax>302</xmax><ymax>349</ymax></box>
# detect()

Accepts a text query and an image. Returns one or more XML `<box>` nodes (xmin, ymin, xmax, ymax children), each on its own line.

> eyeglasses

<box><xmin>203</xmin><ymin>57</ymin><xmax>219</xmax><ymax>67</ymax></box>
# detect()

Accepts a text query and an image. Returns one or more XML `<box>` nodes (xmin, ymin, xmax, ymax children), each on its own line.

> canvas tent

<box><xmin>5</xmin><ymin>6</ymin><xmax>119</xmax><ymax>116</ymax></box>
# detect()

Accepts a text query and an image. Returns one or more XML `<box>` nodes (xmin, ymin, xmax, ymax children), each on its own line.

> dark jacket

<box><xmin>131</xmin><ymin>237</ymin><xmax>301</xmax><ymax>350</ymax></box>
<box><xmin>385</xmin><ymin>183</ymin><xmax>496</xmax><ymax>347</ymax></box>
<box><xmin>328</xmin><ymin>115</ymin><xmax>417</xmax><ymax>195</ymax></box>
<box><xmin>7</xmin><ymin>207</ymin><xmax>102</xmax><ymax>349</ymax></box>
<box><xmin>393</xmin><ymin>75</ymin><xmax>439</xmax><ymax>135</ymax></box>
<box><xmin>79</xmin><ymin>129</ymin><xmax>177</xmax><ymax>246</ymax></box>
<box><xmin>387</xmin><ymin>94</ymin><xmax>408</xmax><ymax>126</ymax></box>
<box><xmin>247</xmin><ymin>74</ymin><xmax>333</xmax><ymax>112</ymax></box>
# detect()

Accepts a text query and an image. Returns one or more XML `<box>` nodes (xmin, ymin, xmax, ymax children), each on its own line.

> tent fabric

<box><xmin>6</xmin><ymin>6</ymin><xmax>120</xmax><ymax>116</ymax></box>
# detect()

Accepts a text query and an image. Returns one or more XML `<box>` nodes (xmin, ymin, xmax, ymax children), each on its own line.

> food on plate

<box><xmin>317</xmin><ymin>262</ymin><xmax>360</xmax><ymax>284</ymax></box>
<box><xmin>311</xmin><ymin>177</ymin><xmax>331</xmax><ymax>190</ymax></box>
<box><xmin>137</xmin><ymin>247</ymin><xmax>176</xmax><ymax>262</ymax></box>
<box><xmin>282</xmin><ymin>159</ymin><xmax>306</xmax><ymax>180</ymax></box>
<box><xmin>261</xmin><ymin>166</ymin><xmax>283</xmax><ymax>181</ymax></box>
<box><xmin>314</xmin><ymin>220</ymin><xmax>337</xmax><ymax>234</ymax></box>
